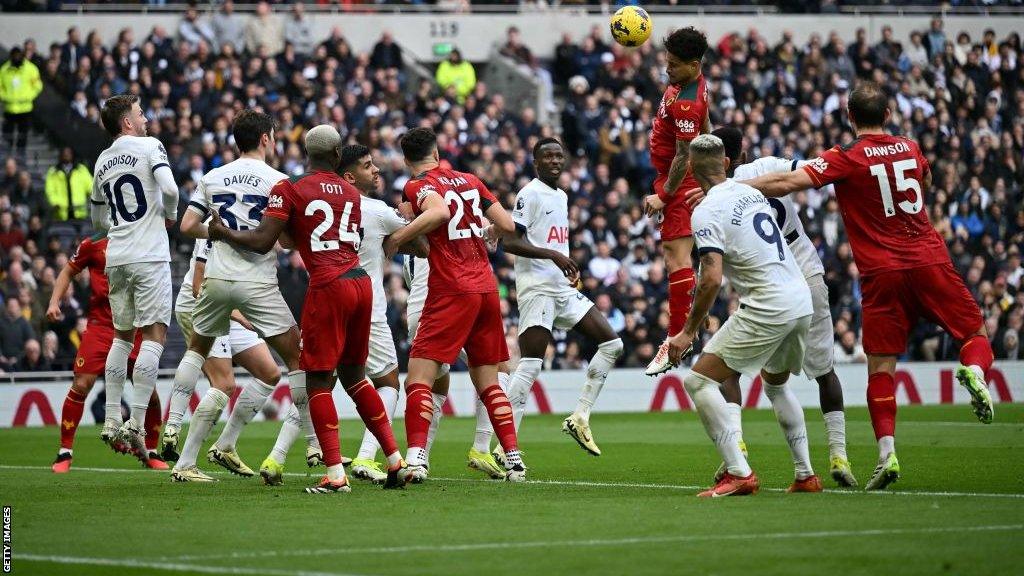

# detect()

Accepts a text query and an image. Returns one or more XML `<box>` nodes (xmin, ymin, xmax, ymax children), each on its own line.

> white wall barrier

<box><xmin>2</xmin><ymin>361</ymin><xmax>1020</xmax><ymax>428</ymax></box>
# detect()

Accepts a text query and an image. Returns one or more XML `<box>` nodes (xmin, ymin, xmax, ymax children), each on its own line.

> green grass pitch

<box><xmin>2</xmin><ymin>404</ymin><xmax>1023</xmax><ymax>576</ymax></box>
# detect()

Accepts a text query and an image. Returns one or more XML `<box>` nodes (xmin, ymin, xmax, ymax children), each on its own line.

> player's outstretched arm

<box><xmin>207</xmin><ymin>209</ymin><xmax>286</xmax><ymax>255</ymax></box>
<box><xmin>668</xmin><ymin>251</ymin><xmax>722</xmax><ymax>364</ymax></box>
<box><xmin>383</xmin><ymin>193</ymin><xmax>449</xmax><ymax>258</ymax></box>
<box><xmin>45</xmin><ymin>264</ymin><xmax>77</xmax><ymax>322</ymax></box>
<box><xmin>742</xmin><ymin>169</ymin><xmax>815</xmax><ymax>198</ymax></box>
<box><xmin>180</xmin><ymin>208</ymin><xmax>208</xmax><ymax>239</ymax></box>
<box><xmin>501</xmin><ymin>227</ymin><xmax>578</xmax><ymax>279</ymax></box>
<box><xmin>395</xmin><ymin>235</ymin><xmax>429</xmax><ymax>257</ymax></box>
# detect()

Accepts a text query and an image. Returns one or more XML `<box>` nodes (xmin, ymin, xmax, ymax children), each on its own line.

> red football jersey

<box><xmin>264</xmin><ymin>171</ymin><xmax>362</xmax><ymax>288</ymax></box>
<box><xmin>404</xmin><ymin>167</ymin><xmax>498</xmax><ymax>295</ymax></box>
<box><xmin>649</xmin><ymin>75</ymin><xmax>709</xmax><ymax>191</ymax></box>
<box><xmin>803</xmin><ymin>133</ymin><xmax>948</xmax><ymax>276</ymax></box>
<box><xmin>68</xmin><ymin>233</ymin><xmax>113</xmax><ymax>326</ymax></box>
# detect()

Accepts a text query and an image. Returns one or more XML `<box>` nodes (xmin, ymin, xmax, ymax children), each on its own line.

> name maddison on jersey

<box><xmin>223</xmin><ymin>173</ymin><xmax>265</xmax><ymax>188</ymax></box>
<box><xmin>864</xmin><ymin>141</ymin><xmax>912</xmax><ymax>157</ymax></box>
<box><xmin>730</xmin><ymin>194</ymin><xmax>769</xmax><ymax>226</ymax></box>
<box><xmin>96</xmin><ymin>154</ymin><xmax>139</xmax><ymax>179</ymax></box>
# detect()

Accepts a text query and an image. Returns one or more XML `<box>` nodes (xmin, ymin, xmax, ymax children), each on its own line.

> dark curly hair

<box><xmin>663</xmin><ymin>26</ymin><xmax>708</xmax><ymax>62</ymax></box>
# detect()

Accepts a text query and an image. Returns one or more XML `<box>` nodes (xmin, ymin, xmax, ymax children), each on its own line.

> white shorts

<box><xmin>803</xmin><ymin>274</ymin><xmax>835</xmax><ymax>379</ymax></box>
<box><xmin>175</xmin><ymin>311</ymin><xmax>263</xmax><ymax>360</ymax></box>
<box><xmin>107</xmin><ymin>261</ymin><xmax>173</xmax><ymax>331</ymax></box>
<box><xmin>193</xmin><ymin>278</ymin><xmax>295</xmax><ymax>339</ymax></box>
<box><xmin>367</xmin><ymin>320</ymin><xmax>399</xmax><ymax>379</ymax></box>
<box><xmin>704</xmin><ymin>308</ymin><xmax>811</xmax><ymax>377</ymax></box>
<box><xmin>407</xmin><ymin>302</ymin><xmax>462</xmax><ymax>375</ymax></box>
<box><xmin>518</xmin><ymin>290</ymin><xmax>594</xmax><ymax>332</ymax></box>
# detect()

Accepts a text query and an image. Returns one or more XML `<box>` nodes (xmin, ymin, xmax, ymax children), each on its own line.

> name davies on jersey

<box><xmin>96</xmin><ymin>154</ymin><xmax>139</xmax><ymax>179</ymax></box>
<box><xmin>729</xmin><ymin>194</ymin><xmax>769</xmax><ymax>226</ymax></box>
<box><xmin>222</xmin><ymin>173</ymin><xmax>265</xmax><ymax>188</ymax></box>
<box><xmin>863</xmin><ymin>141</ymin><xmax>912</xmax><ymax>157</ymax></box>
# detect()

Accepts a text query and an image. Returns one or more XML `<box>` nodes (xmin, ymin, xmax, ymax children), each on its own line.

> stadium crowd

<box><xmin>1</xmin><ymin>9</ymin><xmax>1023</xmax><ymax>373</ymax></box>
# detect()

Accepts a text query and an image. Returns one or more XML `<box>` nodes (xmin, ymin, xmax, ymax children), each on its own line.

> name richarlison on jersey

<box><xmin>96</xmin><ymin>154</ymin><xmax>139</xmax><ymax>179</ymax></box>
<box><xmin>729</xmin><ymin>194</ymin><xmax>769</xmax><ymax>226</ymax></box>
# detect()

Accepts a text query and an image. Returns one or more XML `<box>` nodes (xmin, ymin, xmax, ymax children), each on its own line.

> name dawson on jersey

<box><xmin>863</xmin><ymin>141</ymin><xmax>912</xmax><ymax>157</ymax></box>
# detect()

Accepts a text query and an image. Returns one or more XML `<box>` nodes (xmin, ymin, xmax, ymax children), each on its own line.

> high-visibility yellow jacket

<box><xmin>0</xmin><ymin>60</ymin><xmax>43</xmax><ymax>115</ymax></box>
<box><xmin>45</xmin><ymin>163</ymin><xmax>92</xmax><ymax>221</ymax></box>
<box><xmin>435</xmin><ymin>60</ymin><xmax>477</xmax><ymax>102</ymax></box>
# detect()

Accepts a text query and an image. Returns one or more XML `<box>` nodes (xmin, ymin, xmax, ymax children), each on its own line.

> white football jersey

<box><xmin>359</xmin><ymin>197</ymin><xmax>408</xmax><ymax>323</ymax></box>
<box><xmin>692</xmin><ymin>179</ymin><xmax>812</xmax><ymax>323</ymax></box>
<box><xmin>403</xmin><ymin>255</ymin><xmax>429</xmax><ymax>315</ymax></box>
<box><xmin>90</xmin><ymin>136</ymin><xmax>173</xmax><ymax>267</ymax></box>
<box><xmin>187</xmin><ymin>158</ymin><xmax>287</xmax><ymax>284</ymax></box>
<box><xmin>175</xmin><ymin>238</ymin><xmax>212</xmax><ymax>312</ymax></box>
<box><xmin>511</xmin><ymin>178</ymin><xmax>573</xmax><ymax>300</ymax></box>
<box><xmin>734</xmin><ymin>157</ymin><xmax>824</xmax><ymax>279</ymax></box>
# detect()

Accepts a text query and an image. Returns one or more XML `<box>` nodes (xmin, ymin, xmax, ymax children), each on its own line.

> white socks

<box><xmin>269</xmin><ymin>404</ymin><xmax>302</xmax><ymax>465</ymax></box>
<box><xmin>167</xmin><ymin>350</ymin><xmax>205</xmax><ymax>431</ymax></box>
<box><xmin>215</xmin><ymin>379</ymin><xmax>275</xmax><ymax>451</ymax></box>
<box><xmin>575</xmin><ymin>338</ymin><xmax>622</xmax><ymax>420</ymax></box>
<box><xmin>103</xmin><ymin>338</ymin><xmax>134</xmax><ymax>425</ymax></box>
<box><xmin>471</xmin><ymin>372</ymin><xmax>508</xmax><ymax>452</ymax></box>
<box><xmin>288</xmin><ymin>370</ymin><xmax>321</xmax><ymax>452</ymax></box>
<box><xmin>356</xmin><ymin>385</ymin><xmax>399</xmax><ymax>461</ymax></box>
<box><xmin>509</xmin><ymin>357</ymin><xmax>542</xmax><ymax>432</ymax></box>
<box><xmin>878</xmin><ymin>435</ymin><xmax>895</xmax><ymax>459</ymax></box>
<box><xmin>725</xmin><ymin>402</ymin><xmax>744</xmax><ymax>451</ymax></box>
<box><xmin>823</xmin><ymin>410</ymin><xmax>848</xmax><ymax>460</ymax></box>
<box><xmin>175</xmin><ymin>388</ymin><xmax>228</xmax><ymax>470</ymax></box>
<box><xmin>423</xmin><ymin>392</ymin><xmax>446</xmax><ymax>464</ymax></box>
<box><xmin>764</xmin><ymin>382</ymin><xmax>814</xmax><ymax>480</ymax></box>
<box><xmin>684</xmin><ymin>371</ymin><xmax>751</xmax><ymax>478</ymax></box>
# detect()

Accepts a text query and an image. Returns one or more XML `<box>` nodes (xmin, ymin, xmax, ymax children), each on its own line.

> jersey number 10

<box><xmin>869</xmin><ymin>159</ymin><xmax>923</xmax><ymax>217</ymax></box>
<box><xmin>102</xmin><ymin>174</ymin><xmax>147</xmax><ymax>225</ymax></box>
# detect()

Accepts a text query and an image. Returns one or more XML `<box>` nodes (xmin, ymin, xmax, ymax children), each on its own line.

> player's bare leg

<box><xmin>52</xmin><ymin>374</ymin><xmax>98</xmax><ymax>473</ymax></box>
<box><xmin>815</xmin><ymin>369</ymin><xmax>856</xmax><ymax>487</ymax></box>
<box><xmin>114</xmin><ymin>323</ymin><xmax>167</xmax><ymax>459</ymax></box>
<box><xmin>647</xmin><ymin>236</ymin><xmax>695</xmax><ymax>376</ymax></box>
<box><xmin>865</xmin><ymin>354</ymin><xmax>901</xmax><ymax>491</ymax></box>
<box><xmin>712</xmin><ymin>374</ymin><xmax>746</xmax><ymax>483</ymax></box>
<box><xmin>351</xmin><ymin>368</ymin><xmax>400</xmax><ymax>483</ymax></box>
<box><xmin>957</xmin><ymin>327</ymin><xmax>995</xmax><ymax>424</ymax></box>
<box><xmin>684</xmin><ymin>353</ymin><xmax>758</xmax><ymax>497</ymax></box>
<box><xmin>761</xmin><ymin>369</ymin><xmax>819</xmax><ymax>493</ymax></box>
<box><xmin>171</xmin><ymin>352</ymin><xmax>234</xmax><ymax>483</ymax></box>
<box><xmin>469</xmin><ymin>362</ymin><xmax>526</xmax><ymax>481</ymax></box>
<box><xmin>266</xmin><ymin>326</ymin><xmax>323</xmax><ymax>468</ymax></box>
<box><xmin>208</xmin><ymin>342</ymin><xmax>281</xmax><ymax>478</ymax></box>
<box><xmin>401</xmin><ymin>357</ymin><xmax>443</xmax><ymax>483</ymax></box>
<box><xmin>563</xmin><ymin>309</ymin><xmax>624</xmax><ymax>456</ymax></box>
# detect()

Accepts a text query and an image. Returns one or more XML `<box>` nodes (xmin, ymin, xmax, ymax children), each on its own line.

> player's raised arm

<box><xmin>208</xmin><ymin>208</ymin><xmax>286</xmax><ymax>254</ymax></box>
<box><xmin>742</xmin><ymin>168</ymin><xmax>817</xmax><ymax>198</ymax></box>
<box><xmin>383</xmin><ymin>191</ymin><xmax>449</xmax><ymax>258</ymax></box>
<box><xmin>46</xmin><ymin>261</ymin><xmax>78</xmax><ymax>322</ymax></box>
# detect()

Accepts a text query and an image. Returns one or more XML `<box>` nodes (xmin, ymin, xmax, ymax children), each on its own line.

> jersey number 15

<box><xmin>869</xmin><ymin>159</ymin><xmax>923</xmax><ymax>217</ymax></box>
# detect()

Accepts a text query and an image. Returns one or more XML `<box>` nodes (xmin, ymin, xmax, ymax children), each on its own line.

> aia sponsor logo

<box><xmin>808</xmin><ymin>157</ymin><xmax>829</xmax><ymax>174</ymax></box>
<box><xmin>676</xmin><ymin>119</ymin><xmax>696</xmax><ymax>134</ymax></box>
<box><xmin>547</xmin><ymin>226</ymin><xmax>569</xmax><ymax>243</ymax></box>
<box><xmin>268</xmin><ymin>194</ymin><xmax>284</xmax><ymax>209</ymax></box>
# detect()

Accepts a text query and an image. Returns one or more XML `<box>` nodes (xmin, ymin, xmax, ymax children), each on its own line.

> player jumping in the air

<box><xmin>210</xmin><ymin>125</ymin><xmax>407</xmax><ymax>493</ymax></box>
<box><xmin>385</xmin><ymin>127</ymin><xmax>526</xmax><ymax>482</ymax></box>
<box><xmin>333</xmin><ymin>144</ymin><xmax>429</xmax><ymax>484</ymax></box>
<box><xmin>668</xmin><ymin>134</ymin><xmax>820</xmax><ymax>497</ymax></box>
<box><xmin>497</xmin><ymin>138</ymin><xmax>623</xmax><ymax>456</ymax></box>
<box><xmin>90</xmin><ymin>94</ymin><xmax>179</xmax><ymax>458</ymax></box>
<box><xmin>740</xmin><ymin>81</ymin><xmax>995</xmax><ymax>491</ymax></box>
<box><xmin>47</xmin><ymin>233</ymin><xmax>165</xmax><ymax>472</ymax></box>
<box><xmin>691</xmin><ymin>127</ymin><xmax>857</xmax><ymax>487</ymax></box>
<box><xmin>643</xmin><ymin>26</ymin><xmax>712</xmax><ymax>376</ymax></box>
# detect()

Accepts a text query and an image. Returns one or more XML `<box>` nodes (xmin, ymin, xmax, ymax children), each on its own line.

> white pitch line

<box><xmin>15</xmin><ymin>554</ymin><xmax>370</xmax><ymax>576</ymax></box>
<box><xmin>171</xmin><ymin>524</ymin><xmax>1024</xmax><ymax>562</ymax></box>
<box><xmin>3</xmin><ymin>464</ymin><xmax>1024</xmax><ymax>500</ymax></box>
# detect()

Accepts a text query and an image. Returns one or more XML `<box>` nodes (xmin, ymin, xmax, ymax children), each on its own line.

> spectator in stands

<box><xmin>0</xmin><ymin>47</ymin><xmax>43</xmax><ymax>158</ymax></box>
<box><xmin>0</xmin><ymin>159</ymin><xmax>20</xmax><ymax>196</ymax></box>
<box><xmin>0</xmin><ymin>298</ymin><xmax>34</xmax><ymax>370</ymax></box>
<box><xmin>435</xmin><ymin>48</ymin><xmax>476</xmax><ymax>103</ymax></box>
<box><xmin>45</xmin><ymin>147</ymin><xmax>90</xmax><ymax>222</ymax></box>
<box><xmin>15</xmin><ymin>338</ymin><xmax>50</xmax><ymax>372</ymax></box>
<box><xmin>284</xmin><ymin>2</ymin><xmax>314</xmax><ymax>56</ymax></box>
<box><xmin>0</xmin><ymin>212</ymin><xmax>25</xmax><ymax>255</ymax></box>
<box><xmin>42</xmin><ymin>330</ymin><xmax>69</xmax><ymax>371</ymax></box>
<box><xmin>59</xmin><ymin>27</ymin><xmax>83</xmax><ymax>75</ymax></box>
<box><xmin>11</xmin><ymin>170</ymin><xmax>47</xmax><ymax>223</ymax></box>
<box><xmin>245</xmin><ymin>1</ymin><xmax>284</xmax><ymax>56</ymax></box>
<box><xmin>370</xmin><ymin>31</ymin><xmax>403</xmax><ymax>71</ymax></box>
<box><xmin>212</xmin><ymin>0</ymin><xmax>246</xmax><ymax>54</ymax></box>
<box><xmin>500</xmin><ymin>26</ymin><xmax>533</xmax><ymax>66</ymax></box>
<box><xmin>178</xmin><ymin>4</ymin><xmax>215</xmax><ymax>49</ymax></box>
<box><xmin>834</xmin><ymin>329</ymin><xmax>867</xmax><ymax>363</ymax></box>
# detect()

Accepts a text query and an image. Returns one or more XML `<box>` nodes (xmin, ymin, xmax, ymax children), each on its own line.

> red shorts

<box><xmin>74</xmin><ymin>324</ymin><xmax>143</xmax><ymax>376</ymax></box>
<box><xmin>861</xmin><ymin>262</ymin><xmax>984</xmax><ymax>356</ymax></box>
<box><xmin>299</xmin><ymin>272</ymin><xmax>372</xmax><ymax>372</ymax></box>
<box><xmin>653</xmin><ymin>173</ymin><xmax>693</xmax><ymax>241</ymax></box>
<box><xmin>411</xmin><ymin>291</ymin><xmax>509</xmax><ymax>367</ymax></box>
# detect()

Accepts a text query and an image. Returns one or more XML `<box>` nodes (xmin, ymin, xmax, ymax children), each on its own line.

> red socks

<box><xmin>348</xmin><ymin>379</ymin><xmax>400</xmax><ymax>456</ymax></box>
<box><xmin>59</xmin><ymin>388</ymin><xmax>87</xmax><ymax>450</ymax></box>
<box><xmin>309</xmin><ymin>390</ymin><xmax>343</xmax><ymax>468</ymax></box>
<box><xmin>867</xmin><ymin>372</ymin><xmax>897</xmax><ymax>440</ymax></box>
<box><xmin>144</xmin><ymin>391</ymin><xmax>161</xmax><ymax>451</ymax></box>
<box><xmin>404</xmin><ymin>383</ymin><xmax>434</xmax><ymax>450</ymax></box>
<box><xmin>668</xmin><ymin>268</ymin><xmax>695</xmax><ymax>336</ymax></box>
<box><xmin>480</xmin><ymin>384</ymin><xmax>518</xmax><ymax>453</ymax></box>
<box><xmin>960</xmin><ymin>335</ymin><xmax>993</xmax><ymax>376</ymax></box>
